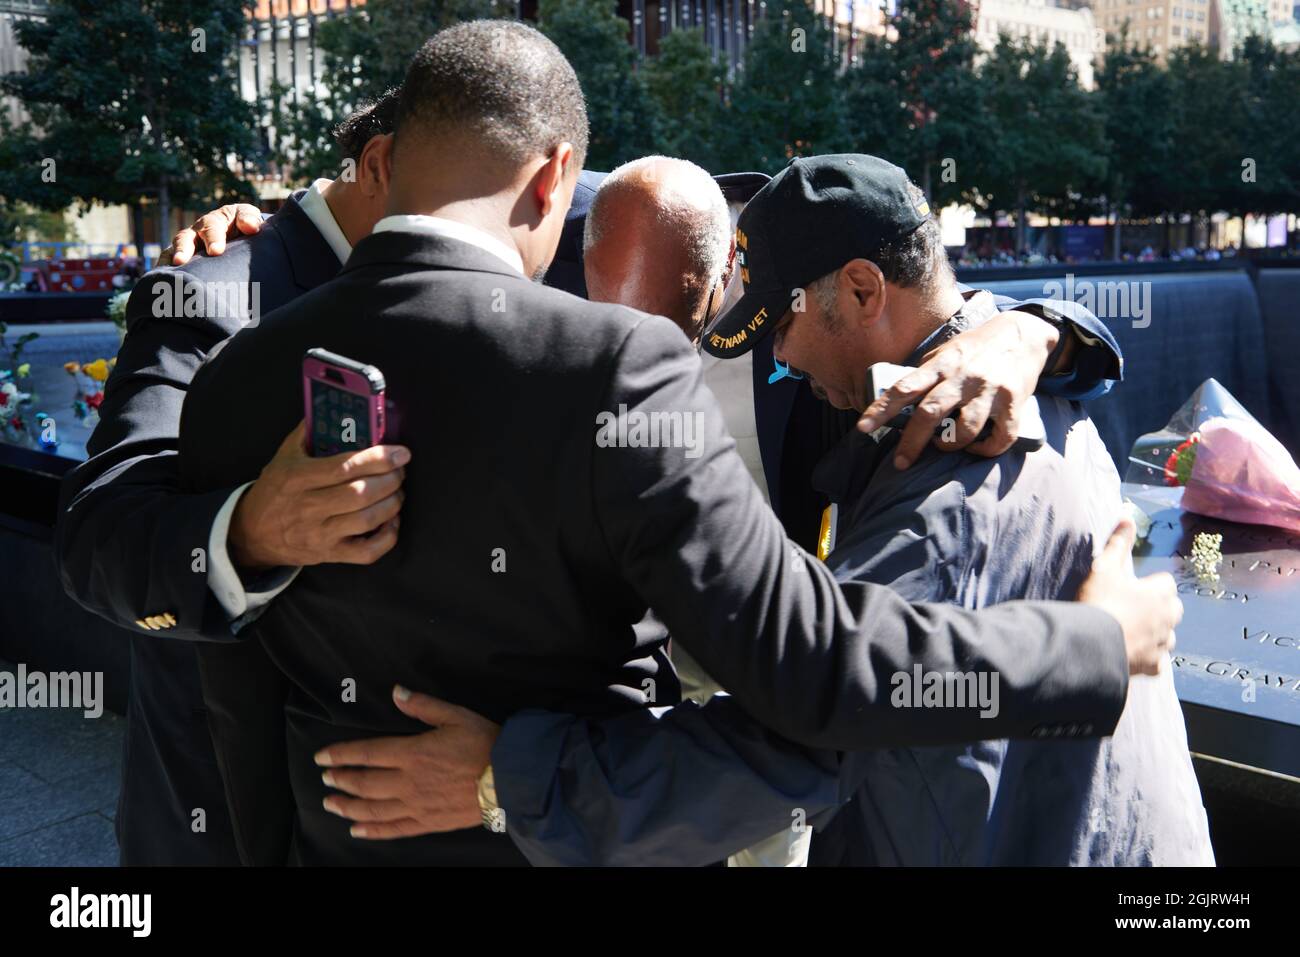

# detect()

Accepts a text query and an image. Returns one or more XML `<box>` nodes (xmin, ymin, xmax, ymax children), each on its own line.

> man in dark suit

<box><xmin>124</xmin><ymin>148</ymin><xmax>601</xmax><ymax>868</ymax></box>
<box><xmin>54</xmin><ymin>93</ymin><xmax>409</xmax><ymax>864</ymax></box>
<box><xmin>398</xmin><ymin>158</ymin><xmax>1210</xmax><ymax>867</ymax></box>
<box><xmin>178</xmin><ymin>20</ymin><xmax>1179</xmax><ymax>866</ymax></box>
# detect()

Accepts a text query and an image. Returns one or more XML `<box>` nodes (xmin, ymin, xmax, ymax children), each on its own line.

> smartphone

<box><xmin>302</xmin><ymin>348</ymin><xmax>386</xmax><ymax>457</ymax></box>
<box><xmin>864</xmin><ymin>361</ymin><xmax>1046</xmax><ymax>452</ymax></box>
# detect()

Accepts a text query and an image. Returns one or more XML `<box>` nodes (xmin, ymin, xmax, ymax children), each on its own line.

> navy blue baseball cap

<box><xmin>702</xmin><ymin>154</ymin><xmax>931</xmax><ymax>358</ymax></box>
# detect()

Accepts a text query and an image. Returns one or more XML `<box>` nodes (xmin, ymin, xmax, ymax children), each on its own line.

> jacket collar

<box><xmin>340</xmin><ymin>228</ymin><xmax>530</xmax><ymax>282</ymax></box>
<box><xmin>266</xmin><ymin>191</ymin><xmax>343</xmax><ymax>292</ymax></box>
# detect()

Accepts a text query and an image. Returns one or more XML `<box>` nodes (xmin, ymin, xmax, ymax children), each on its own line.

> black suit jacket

<box><xmin>54</xmin><ymin>195</ymin><xmax>337</xmax><ymax>865</ymax></box>
<box><xmin>178</xmin><ymin>229</ymin><xmax>1131</xmax><ymax>866</ymax></box>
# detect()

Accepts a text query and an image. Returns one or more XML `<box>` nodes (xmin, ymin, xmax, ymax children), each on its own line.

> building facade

<box><xmin>1094</xmin><ymin>0</ymin><xmax>1209</xmax><ymax>62</ymax></box>
<box><xmin>0</xmin><ymin>0</ymin><xmax>45</xmax><ymax>128</ymax></box>
<box><xmin>239</xmin><ymin>0</ymin><xmax>891</xmax><ymax>105</ymax></box>
<box><xmin>973</xmin><ymin>0</ymin><xmax>1101</xmax><ymax>86</ymax></box>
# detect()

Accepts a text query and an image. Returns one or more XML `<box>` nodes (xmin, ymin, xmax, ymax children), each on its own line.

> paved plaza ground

<box><xmin>0</xmin><ymin>658</ymin><xmax>122</xmax><ymax>866</ymax></box>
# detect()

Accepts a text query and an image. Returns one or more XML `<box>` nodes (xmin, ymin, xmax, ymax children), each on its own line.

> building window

<box><xmin>1172</xmin><ymin>24</ymin><xmax>1181</xmax><ymax>34</ymax></box>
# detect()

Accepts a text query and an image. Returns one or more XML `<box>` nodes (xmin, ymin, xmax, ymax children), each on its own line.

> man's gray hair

<box><xmin>584</xmin><ymin>156</ymin><xmax>732</xmax><ymax>291</ymax></box>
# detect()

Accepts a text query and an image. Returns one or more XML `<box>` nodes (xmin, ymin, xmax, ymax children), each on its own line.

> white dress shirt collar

<box><xmin>297</xmin><ymin>178</ymin><xmax>353</xmax><ymax>265</ymax></box>
<box><xmin>371</xmin><ymin>214</ymin><xmax>525</xmax><ymax>276</ymax></box>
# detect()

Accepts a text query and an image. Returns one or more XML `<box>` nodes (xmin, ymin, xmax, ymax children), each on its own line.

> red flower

<box><xmin>86</xmin><ymin>392</ymin><xmax>104</xmax><ymax>410</ymax></box>
<box><xmin>0</xmin><ymin>391</ymin><xmax>7</xmax><ymax>407</ymax></box>
<box><xmin>1163</xmin><ymin>434</ymin><xmax>1201</xmax><ymax>486</ymax></box>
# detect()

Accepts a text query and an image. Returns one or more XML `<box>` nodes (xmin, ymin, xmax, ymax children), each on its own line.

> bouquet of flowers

<box><xmin>1126</xmin><ymin>378</ymin><xmax>1300</xmax><ymax>533</ymax></box>
<box><xmin>65</xmin><ymin>357</ymin><xmax>114</xmax><ymax>426</ymax></box>
<box><xmin>0</xmin><ymin>366</ymin><xmax>34</xmax><ymax>444</ymax></box>
<box><xmin>0</xmin><ymin>319</ymin><xmax>39</xmax><ymax>446</ymax></box>
<box><xmin>106</xmin><ymin>289</ymin><xmax>130</xmax><ymax>342</ymax></box>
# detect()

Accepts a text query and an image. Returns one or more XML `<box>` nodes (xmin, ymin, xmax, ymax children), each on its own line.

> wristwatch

<box><xmin>476</xmin><ymin>764</ymin><xmax>504</xmax><ymax>832</ymax></box>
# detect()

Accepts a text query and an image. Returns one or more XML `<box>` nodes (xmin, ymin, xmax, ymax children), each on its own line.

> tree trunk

<box><xmin>158</xmin><ymin>177</ymin><xmax>171</xmax><ymax>251</ymax></box>
<box><xmin>1015</xmin><ymin>183</ymin><xmax>1027</xmax><ymax>255</ymax></box>
<box><xmin>130</xmin><ymin>203</ymin><xmax>145</xmax><ymax>255</ymax></box>
<box><xmin>1112</xmin><ymin>200</ymin><xmax>1122</xmax><ymax>261</ymax></box>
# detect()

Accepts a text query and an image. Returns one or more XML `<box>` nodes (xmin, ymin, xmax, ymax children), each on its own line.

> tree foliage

<box><xmin>269</xmin><ymin>0</ymin><xmax>516</xmax><ymax>182</ymax></box>
<box><xmin>3</xmin><ymin>0</ymin><xmax>1298</xmax><ymax>240</ymax></box>
<box><xmin>0</xmin><ymin>0</ymin><xmax>263</xmax><ymax>245</ymax></box>
<box><xmin>642</xmin><ymin>28</ymin><xmax>726</xmax><ymax>173</ymax></box>
<box><xmin>722</xmin><ymin>0</ymin><xmax>849</xmax><ymax>173</ymax></box>
<box><xmin>537</xmin><ymin>0</ymin><xmax>658</xmax><ymax>171</ymax></box>
<box><xmin>976</xmin><ymin>35</ymin><xmax>1106</xmax><ymax>246</ymax></box>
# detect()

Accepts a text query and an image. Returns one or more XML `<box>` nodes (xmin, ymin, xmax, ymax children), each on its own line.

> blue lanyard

<box><xmin>767</xmin><ymin>357</ymin><xmax>804</xmax><ymax>385</ymax></box>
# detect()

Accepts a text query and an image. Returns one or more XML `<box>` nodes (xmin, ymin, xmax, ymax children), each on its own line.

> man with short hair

<box><xmin>579</xmin><ymin>156</ymin><xmax>1129</xmax><ymax>714</ymax></box>
<box><xmin>364</xmin><ymin>155</ymin><xmax>1212</xmax><ymax>867</ymax></box>
<box><xmin>179</xmin><ymin>21</ymin><xmax>1180</xmax><ymax>867</ymax></box>
<box><xmin>54</xmin><ymin>90</ymin><xmax>409</xmax><ymax>865</ymax></box>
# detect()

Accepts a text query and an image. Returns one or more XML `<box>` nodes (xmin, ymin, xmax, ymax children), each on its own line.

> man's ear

<box><xmin>533</xmin><ymin>142</ymin><xmax>576</xmax><ymax>218</ymax></box>
<box><xmin>358</xmin><ymin>133</ymin><xmax>393</xmax><ymax>199</ymax></box>
<box><xmin>843</xmin><ymin>258</ymin><xmax>887</xmax><ymax>321</ymax></box>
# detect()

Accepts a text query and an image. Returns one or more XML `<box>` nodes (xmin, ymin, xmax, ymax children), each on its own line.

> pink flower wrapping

<box><xmin>1181</xmin><ymin>416</ymin><xmax>1300</xmax><ymax>533</ymax></box>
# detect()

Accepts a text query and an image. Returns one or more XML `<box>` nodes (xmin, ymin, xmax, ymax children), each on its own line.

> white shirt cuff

<box><xmin>208</xmin><ymin>482</ymin><xmax>301</xmax><ymax>622</ymax></box>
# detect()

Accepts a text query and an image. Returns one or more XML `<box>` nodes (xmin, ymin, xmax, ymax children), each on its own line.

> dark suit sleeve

<box><xmin>494</xmin><ymin>698</ymin><xmax>845</xmax><ymax>867</ymax></box>
<box><xmin>55</xmin><ymin>273</ymin><xmax>263</xmax><ymax>641</ymax></box>
<box><xmin>591</xmin><ymin>315</ymin><xmax>1130</xmax><ymax>752</ymax></box>
<box><xmin>491</xmin><ymin>435</ymin><xmax>1096</xmax><ymax>867</ymax></box>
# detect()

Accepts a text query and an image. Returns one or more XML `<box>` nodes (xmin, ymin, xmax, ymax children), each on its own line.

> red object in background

<box><xmin>32</xmin><ymin>257</ymin><xmax>137</xmax><ymax>293</ymax></box>
<box><xmin>85</xmin><ymin>392</ymin><xmax>104</xmax><ymax>410</ymax></box>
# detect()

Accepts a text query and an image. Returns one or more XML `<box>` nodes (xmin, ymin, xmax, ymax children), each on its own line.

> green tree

<box><xmin>842</xmin><ymin>34</ymin><xmax>914</xmax><ymax>173</ymax></box>
<box><xmin>882</xmin><ymin>0</ymin><xmax>989</xmax><ymax>205</ymax></box>
<box><xmin>723</xmin><ymin>0</ymin><xmax>849</xmax><ymax>173</ymax></box>
<box><xmin>1095</xmin><ymin>31</ymin><xmax>1176</xmax><ymax>256</ymax></box>
<box><xmin>975</xmin><ymin>35</ymin><xmax>1106</xmax><ymax>252</ymax></box>
<box><xmin>1155</xmin><ymin>43</ymin><xmax>1250</xmax><ymax>244</ymax></box>
<box><xmin>0</xmin><ymin>0</ymin><xmax>263</xmax><ymax>248</ymax></box>
<box><xmin>643</xmin><ymin>27</ymin><xmax>726</xmax><ymax>173</ymax></box>
<box><xmin>538</xmin><ymin>0</ymin><xmax>657</xmax><ymax>171</ymax></box>
<box><xmin>269</xmin><ymin>0</ymin><xmax>516</xmax><ymax>183</ymax></box>
<box><xmin>1234</xmin><ymin>34</ymin><xmax>1300</xmax><ymax>218</ymax></box>
<box><xmin>0</xmin><ymin>200</ymin><xmax>71</xmax><ymax>248</ymax></box>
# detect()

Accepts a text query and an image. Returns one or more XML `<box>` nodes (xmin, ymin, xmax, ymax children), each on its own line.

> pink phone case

<box><xmin>302</xmin><ymin>348</ymin><xmax>386</xmax><ymax>456</ymax></box>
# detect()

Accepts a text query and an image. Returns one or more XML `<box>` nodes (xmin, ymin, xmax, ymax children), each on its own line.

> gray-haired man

<box><xmin>317</xmin><ymin>154</ymin><xmax>1203</xmax><ymax>866</ymax></box>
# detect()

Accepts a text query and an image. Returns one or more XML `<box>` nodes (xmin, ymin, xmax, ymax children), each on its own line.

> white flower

<box><xmin>0</xmin><ymin>381</ymin><xmax>30</xmax><ymax>423</ymax></box>
<box><xmin>1121</xmin><ymin>499</ymin><xmax>1152</xmax><ymax>542</ymax></box>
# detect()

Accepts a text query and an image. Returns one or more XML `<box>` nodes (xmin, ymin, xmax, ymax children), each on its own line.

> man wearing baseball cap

<box><xmin>322</xmin><ymin>154</ymin><xmax>1209</xmax><ymax>867</ymax></box>
<box><xmin>485</xmin><ymin>153</ymin><xmax>1206</xmax><ymax>866</ymax></box>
